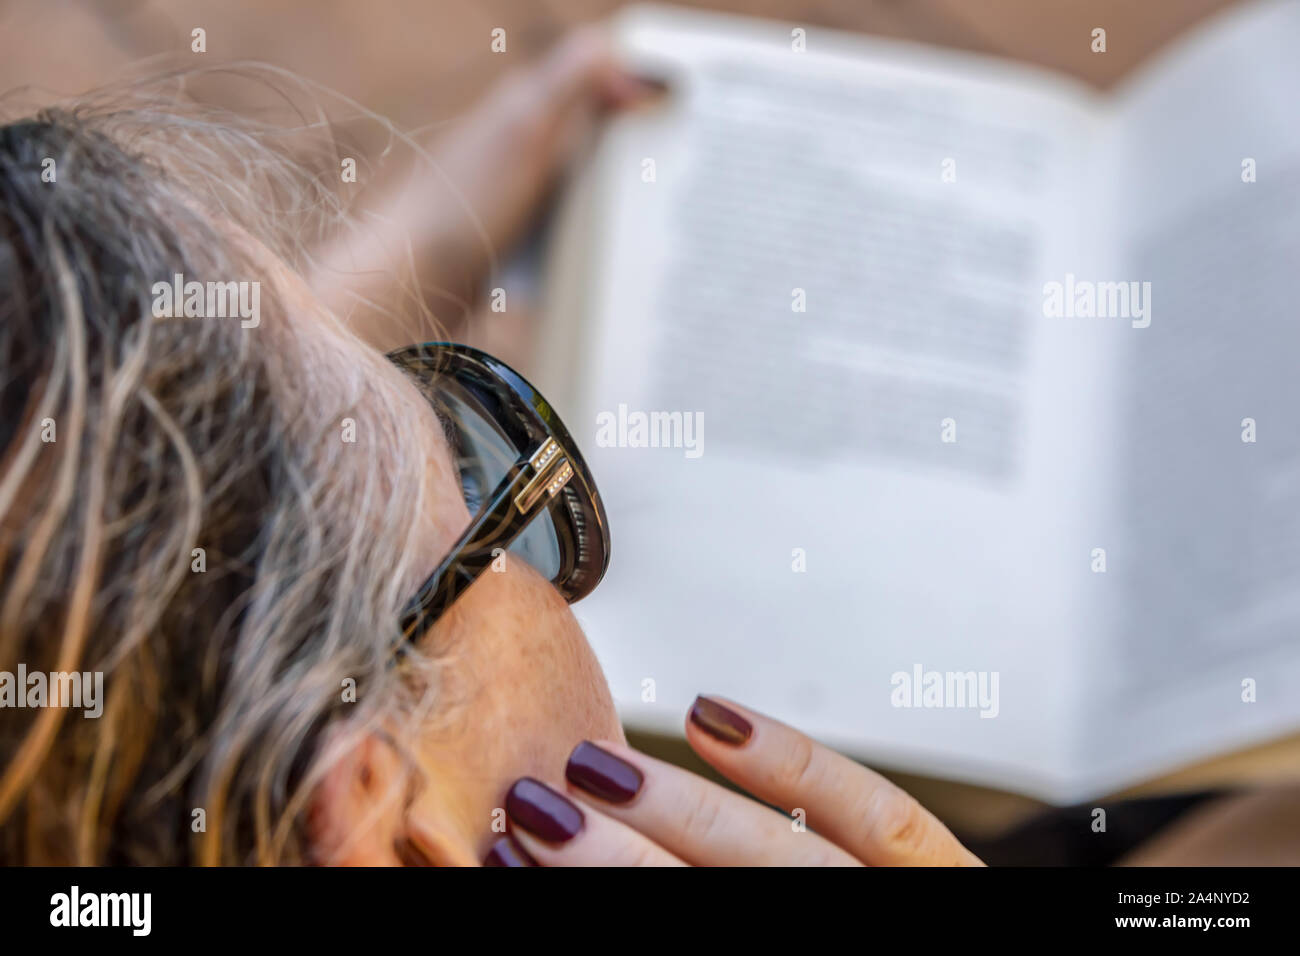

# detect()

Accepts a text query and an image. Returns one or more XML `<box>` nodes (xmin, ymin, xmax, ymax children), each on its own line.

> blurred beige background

<box><xmin>1</xmin><ymin>0</ymin><xmax>1241</xmax><ymax>117</ymax></box>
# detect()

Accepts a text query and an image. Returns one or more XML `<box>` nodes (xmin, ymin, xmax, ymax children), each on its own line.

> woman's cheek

<box><xmin>439</xmin><ymin>561</ymin><xmax>624</xmax><ymax>760</ymax></box>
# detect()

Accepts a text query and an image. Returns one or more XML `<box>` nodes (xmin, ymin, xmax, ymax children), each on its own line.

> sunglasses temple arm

<box><xmin>399</xmin><ymin>459</ymin><xmax>535</xmax><ymax>640</ymax></box>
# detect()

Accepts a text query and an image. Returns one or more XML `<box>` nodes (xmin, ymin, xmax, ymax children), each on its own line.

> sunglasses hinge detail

<box><xmin>513</xmin><ymin>438</ymin><xmax>575</xmax><ymax>514</ymax></box>
<box><xmin>386</xmin><ymin>342</ymin><xmax>610</xmax><ymax>635</ymax></box>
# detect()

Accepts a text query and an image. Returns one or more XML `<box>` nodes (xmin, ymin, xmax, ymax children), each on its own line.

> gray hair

<box><xmin>0</xmin><ymin>71</ymin><xmax>443</xmax><ymax>864</ymax></box>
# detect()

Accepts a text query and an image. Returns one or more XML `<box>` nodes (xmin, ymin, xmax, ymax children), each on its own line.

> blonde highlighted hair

<box><xmin>0</xmin><ymin>68</ymin><xmax>445</xmax><ymax>864</ymax></box>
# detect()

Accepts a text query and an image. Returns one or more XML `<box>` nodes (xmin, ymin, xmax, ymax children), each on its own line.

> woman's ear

<box><xmin>307</xmin><ymin>728</ymin><xmax>479</xmax><ymax>866</ymax></box>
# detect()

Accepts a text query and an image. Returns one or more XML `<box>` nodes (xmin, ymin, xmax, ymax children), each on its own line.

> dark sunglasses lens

<box><xmin>434</xmin><ymin>380</ymin><xmax>561</xmax><ymax>580</ymax></box>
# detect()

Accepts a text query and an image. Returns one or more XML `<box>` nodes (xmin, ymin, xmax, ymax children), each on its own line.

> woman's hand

<box><xmin>487</xmin><ymin>696</ymin><xmax>985</xmax><ymax>866</ymax></box>
<box><xmin>313</xmin><ymin>28</ymin><xmax>662</xmax><ymax>353</ymax></box>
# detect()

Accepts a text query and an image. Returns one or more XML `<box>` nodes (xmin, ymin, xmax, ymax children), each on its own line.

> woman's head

<box><xmin>0</xmin><ymin>79</ymin><xmax>621</xmax><ymax>864</ymax></box>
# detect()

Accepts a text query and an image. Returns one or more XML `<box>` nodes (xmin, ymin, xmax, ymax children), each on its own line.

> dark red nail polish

<box><xmin>632</xmin><ymin>73</ymin><xmax>671</xmax><ymax>93</ymax></box>
<box><xmin>483</xmin><ymin>835</ymin><xmax>536</xmax><ymax>867</ymax></box>
<box><xmin>689</xmin><ymin>696</ymin><xmax>752</xmax><ymax>745</ymax></box>
<box><xmin>566</xmin><ymin>741</ymin><xmax>644</xmax><ymax>804</ymax></box>
<box><xmin>506</xmin><ymin>777</ymin><xmax>584</xmax><ymax>843</ymax></box>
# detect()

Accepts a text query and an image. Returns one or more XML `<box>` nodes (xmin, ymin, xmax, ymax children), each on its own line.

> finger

<box><xmin>685</xmin><ymin>697</ymin><xmax>984</xmax><ymax>866</ymax></box>
<box><xmin>563</xmin><ymin>741</ymin><xmax>861</xmax><ymax>866</ymax></box>
<box><xmin>502</xmin><ymin>777</ymin><xmax>686</xmax><ymax>867</ymax></box>
<box><xmin>526</xmin><ymin>26</ymin><xmax>659</xmax><ymax>113</ymax></box>
<box><xmin>491</xmin><ymin>26</ymin><xmax>662</xmax><ymax>145</ymax></box>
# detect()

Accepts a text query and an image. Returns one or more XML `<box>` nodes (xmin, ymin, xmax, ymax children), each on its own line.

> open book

<box><xmin>534</xmin><ymin>0</ymin><xmax>1300</xmax><ymax>803</ymax></box>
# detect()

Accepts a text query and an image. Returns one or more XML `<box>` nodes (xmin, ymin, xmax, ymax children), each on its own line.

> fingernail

<box><xmin>483</xmin><ymin>834</ymin><xmax>536</xmax><ymax>868</ymax></box>
<box><xmin>630</xmin><ymin>71</ymin><xmax>670</xmax><ymax>93</ymax></box>
<box><xmin>505</xmin><ymin>777</ymin><xmax>584</xmax><ymax>843</ymax></box>
<box><xmin>689</xmin><ymin>695</ymin><xmax>752</xmax><ymax>745</ymax></box>
<box><xmin>566</xmin><ymin>741</ymin><xmax>644</xmax><ymax>804</ymax></box>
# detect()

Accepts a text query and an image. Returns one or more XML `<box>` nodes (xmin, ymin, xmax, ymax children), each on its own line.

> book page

<box><xmin>1079</xmin><ymin>0</ymin><xmax>1300</xmax><ymax>792</ymax></box>
<box><xmin>541</xmin><ymin>4</ymin><xmax>1115</xmax><ymax>800</ymax></box>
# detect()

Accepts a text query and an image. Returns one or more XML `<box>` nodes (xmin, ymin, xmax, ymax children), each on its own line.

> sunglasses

<box><xmin>386</xmin><ymin>343</ymin><xmax>610</xmax><ymax>644</ymax></box>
